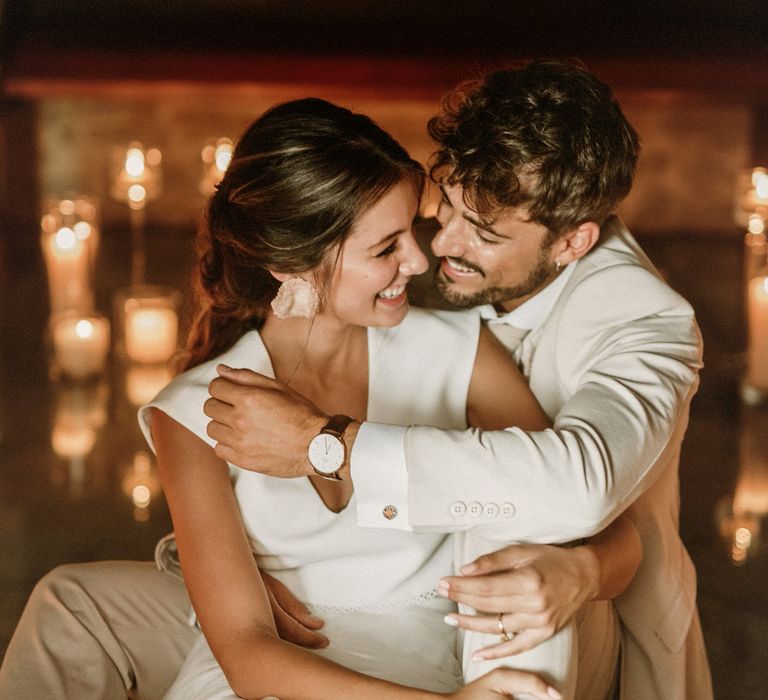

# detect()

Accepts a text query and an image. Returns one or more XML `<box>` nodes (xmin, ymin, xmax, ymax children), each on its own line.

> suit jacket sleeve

<box><xmin>404</xmin><ymin>263</ymin><xmax>703</xmax><ymax>543</ymax></box>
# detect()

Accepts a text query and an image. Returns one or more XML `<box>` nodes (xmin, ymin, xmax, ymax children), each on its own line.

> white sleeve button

<box><xmin>468</xmin><ymin>501</ymin><xmax>483</xmax><ymax>517</ymax></box>
<box><xmin>500</xmin><ymin>502</ymin><xmax>516</xmax><ymax>518</ymax></box>
<box><xmin>450</xmin><ymin>501</ymin><xmax>467</xmax><ymax>517</ymax></box>
<box><xmin>484</xmin><ymin>502</ymin><xmax>499</xmax><ymax>518</ymax></box>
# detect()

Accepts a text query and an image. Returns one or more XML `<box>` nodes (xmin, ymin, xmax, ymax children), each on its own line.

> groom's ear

<box><xmin>553</xmin><ymin>221</ymin><xmax>600</xmax><ymax>265</ymax></box>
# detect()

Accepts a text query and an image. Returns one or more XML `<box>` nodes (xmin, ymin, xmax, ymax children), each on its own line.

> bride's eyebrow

<box><xmin>367</xmin><ymin>230</ymin><xmax>404</xmax><ymax>250</ymax></box>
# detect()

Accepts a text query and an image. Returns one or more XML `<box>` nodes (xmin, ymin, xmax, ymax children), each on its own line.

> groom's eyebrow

<box><xmin>463</xmin><ymin>211</ymin><xmax>508</xmax><ymax>239</ymax></box>
<box><xmin>439</xmin><ymin>184</ymin><xmax>508</xmax><ymax>239</ymax></box>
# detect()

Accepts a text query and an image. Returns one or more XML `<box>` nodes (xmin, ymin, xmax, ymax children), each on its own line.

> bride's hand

<box><xmin>449</xmin><ymin>669</ymin><xmax>561</xmax><ymax>700</ymax></box>
<box><xmin>260</xmin><ymin>570</ymin><xmax>328</xmax><ymax>649</ymax></box>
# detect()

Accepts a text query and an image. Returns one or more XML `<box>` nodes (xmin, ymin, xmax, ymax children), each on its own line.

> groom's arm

<box><xmin>206</xmin><ymin>268</ymin><xmax>702</xmax><ymax>542</ymax></box>
<box><xmin>358</xmin><ymin>269</ymin><xmax>703</xmax><ymax>542</ymax></box>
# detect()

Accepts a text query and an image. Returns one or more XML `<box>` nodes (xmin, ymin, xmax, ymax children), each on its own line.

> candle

<box><xmin>51</xmin><ymin>314</ymin><xmax>110</xmax><ymax>379</ymax></box>
<box><xmin>746</xmin><ymin>275</ymin><xmax>768</xmax><ymax>392</ymax></box>
<box><xmin>41</xmin><ymin>197</ymin><xmax>100</xmax><ymax>315</ymax></box>
<box><xmin>200</xmin><ymin>137</ymin><xmax>233</xmax><ymax>195</ymax></box>
<box><xmin>111</xmin><ymin>143</ymin><xmax>162</xmax><ymax>207</ymax></box>
<box><xmin>114</xmin><ymin>285</ymin><xmax>182</xmax><ymax>363</ymax></box>
<box><xmin>41</xmin><ymin>224</ymin><xmax>94</xmax><ymax>315</ymax></box>
<box><xmin>125</xmin><ymin>306</ymin><xmax>178</xmax><ymax>363</ymax></box>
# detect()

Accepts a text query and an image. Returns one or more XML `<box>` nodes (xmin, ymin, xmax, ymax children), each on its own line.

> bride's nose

<box><xmin>398</xmin><ymin>236</ymin><xmax>428</xmax><ymax>276</ymax></box>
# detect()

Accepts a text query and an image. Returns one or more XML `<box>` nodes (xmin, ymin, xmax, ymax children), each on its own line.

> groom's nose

<box><xmin>432</xmin><ymin>218</ymin><xmax>467</xmax><ymax>259</ymax></box>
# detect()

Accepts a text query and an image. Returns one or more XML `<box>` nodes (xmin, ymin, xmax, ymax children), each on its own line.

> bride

<box><xmin>139</xmin><ymin>97</ymin><xmax>637</xmax><ymax>699</ymax></box>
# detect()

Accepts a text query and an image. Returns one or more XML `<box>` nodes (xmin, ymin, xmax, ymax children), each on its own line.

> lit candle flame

<box><xmin>74</xmin><ymin>319</ymin><xmax>94</xmax><ymax>339</ymax></box>
<box><xmin>215</xmin><ymin>142</ymin><xmax>233</xmax><ymax>172</ymax></box>
<box><xmin>125</xmin><ymin>148</ymin><xmax>146</xmax><ymax>177</ymax></box>
<box><xmin>54</xmin><ymin>227</ymin><xmax>78</xmax><ymax>253</ymax></box>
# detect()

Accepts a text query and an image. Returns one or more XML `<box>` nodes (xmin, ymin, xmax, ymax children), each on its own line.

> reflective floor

<box><xmin>1</xmin><ymin>223</ymin><xmax>767</xmax><ymax>699</ymax></box>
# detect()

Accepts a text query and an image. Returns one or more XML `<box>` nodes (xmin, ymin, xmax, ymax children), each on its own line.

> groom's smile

<box><xmin>431</xmin><ymin>183</ymin><xmax>561</xmax><ymax>312</ymax></box>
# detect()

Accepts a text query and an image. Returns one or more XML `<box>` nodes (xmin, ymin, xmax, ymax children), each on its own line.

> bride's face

<box><xmin>323</xmin><ymin>178</ymin><xmax>428</xmax><ymax>328</ymax></box>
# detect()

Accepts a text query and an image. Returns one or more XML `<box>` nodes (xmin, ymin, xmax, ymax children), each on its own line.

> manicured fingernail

<box><xmin>437</xmin><ymin>580</ymin><xmax>450</xmax><ymax>596</ymax></box>
<box><xmin>217</xmin><ymin>364</ymin><xmax>233</xmax><ymax>373</ymax></box>
<box><xmin>460</xmin><ymin>562</ymin><xmax>477</xmax><ymax>575</ymax></box>
<box><xmin>547</xmin><ymin>687</ymin><xmax>562</xmax><ymax>699</ymax></box>
<box><xmin>443</xmin><ymin>615</ymin><xmax>459</xmax><ymax>627</ymax></box>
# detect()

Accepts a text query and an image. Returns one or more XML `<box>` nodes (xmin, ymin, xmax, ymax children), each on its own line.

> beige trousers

<box><xmin>0</xmin><ymin>561</ymin><xmax>198</xmax><ymax>700</ymax></box>
<box><xmin>0</xmin><ymin>562</ymin><xmax>619</xmax><ymax>700</ymax></box>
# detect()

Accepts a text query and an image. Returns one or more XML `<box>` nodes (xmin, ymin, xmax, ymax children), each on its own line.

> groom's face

<box><xmin>431</xmin><ymin>183</ymin><xmax>558</xmax><ymax>312</ymax></box>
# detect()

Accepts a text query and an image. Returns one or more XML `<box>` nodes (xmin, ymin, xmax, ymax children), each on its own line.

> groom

<box><xmin>205</xmin><ymin>61</ymin><xmax>712</xmax><ymax>698</ymax></box>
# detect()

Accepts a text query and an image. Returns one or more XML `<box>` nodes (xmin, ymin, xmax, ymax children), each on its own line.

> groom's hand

<box><xmin>205</xmin><ymin>365</ymin><xmax>328</xmax><ymax>477</ymax></box>
<box><xmin>439</xmin><ymin>543</ymin><xmax>599</xmax><ymax>659</ymax></box>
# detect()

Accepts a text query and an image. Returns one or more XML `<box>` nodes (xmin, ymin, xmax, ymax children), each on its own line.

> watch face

<box><xmin>308</xmin><ymin>433</ymin><xmax>345</xmax><ymax>474</ymax></box>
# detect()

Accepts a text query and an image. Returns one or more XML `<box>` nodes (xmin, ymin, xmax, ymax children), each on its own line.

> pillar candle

<box><xmin>124</xmin><ymin>304</ymin><xmax>178</xmax><ymax>363</ymax></box>
<box><xmin>51</xmin><ymin>315</ymin><xmax>110</xmax><ymax>379</ymax></box>
<box><xmin>42</xmin><ymin>226</ymin><xmax>94</xmax><ymax>314</ymax></box>
<box><xmin>747</xmin><ymin>275</ymin><xmax>768</xmax><ymax>392</ymax></box>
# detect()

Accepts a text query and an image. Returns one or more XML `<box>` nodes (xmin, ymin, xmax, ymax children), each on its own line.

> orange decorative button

<box><xmin>383</xmin><ymin>505</ymin><xmax>398</xmax><ymax>520</ymax></box>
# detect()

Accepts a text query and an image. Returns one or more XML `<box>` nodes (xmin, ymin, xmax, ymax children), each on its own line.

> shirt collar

<box><xmin>480</xmin><ymin>260</ymin><xmax>577</xmax><ymax>330</ymax></box>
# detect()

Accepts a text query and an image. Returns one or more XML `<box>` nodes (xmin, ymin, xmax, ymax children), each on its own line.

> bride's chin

<box><xmin>371</xmin><ymin>300</ymin><xmax>410</xmax><ymax>327</ymax></box>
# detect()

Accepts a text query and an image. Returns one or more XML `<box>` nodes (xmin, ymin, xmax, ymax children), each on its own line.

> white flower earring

<box><xmin>271</xmin><ymin>277</ymin><xmax>320</xmax><ymax>319</ymax></box>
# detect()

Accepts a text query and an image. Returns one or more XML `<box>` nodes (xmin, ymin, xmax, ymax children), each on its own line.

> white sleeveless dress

<box><xmin>138</xmin><ymin>307</ymin><xmax>481</xmax><ymax>698</ymax></box>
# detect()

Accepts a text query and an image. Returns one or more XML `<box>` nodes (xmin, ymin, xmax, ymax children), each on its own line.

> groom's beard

<box><xmin>434</xmin><ymin>244</ymin><xmax>554</xmax><ymax>309</ymax></box>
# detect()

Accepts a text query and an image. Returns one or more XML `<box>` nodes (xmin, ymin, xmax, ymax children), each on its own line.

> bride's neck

<box><xmin>260</xmin><ymin>312</ymin><xmax>367</xmax><ymax>383</ymax></box>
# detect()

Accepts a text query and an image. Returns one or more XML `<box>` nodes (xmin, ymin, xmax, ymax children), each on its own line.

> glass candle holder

<box><xmin>110</xmin><ymin>142</ymin><xmax>163</xmax><ymax>209</ymax></box>
<box><xmin>114</xmin><ymin>285</ymin><xmax>182</xmax><ymax>364</ymax></box>
<box><xmin>40</xmin><ymin>196</ymin><xmax>99</xmax><ymax>315</ymax></box>
<box><xmin>49</xmin><ymin>312</ymin><xmax>111</xmax><ymax>380</ymax></box>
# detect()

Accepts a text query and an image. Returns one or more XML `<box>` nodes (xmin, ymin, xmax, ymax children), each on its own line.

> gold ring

<box><xmin>497</xmin><ymin>612</ymin><xmax>513</xmax><ymax>642</ymax></box>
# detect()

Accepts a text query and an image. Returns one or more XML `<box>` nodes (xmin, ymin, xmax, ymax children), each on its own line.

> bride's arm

<box><xmin>465</xmin><ymin>326</ymin><xmax>551</xmax><ymax>432</ymax></box>
<box><xmin>152</xmin><ymin>409</ymin><xmax>430</xmax><ymax>700</ymax></box>
<box><xmin>151</xmin><ymin>408</ymin><xmax>557</xmax><ymax>699</ymax></box>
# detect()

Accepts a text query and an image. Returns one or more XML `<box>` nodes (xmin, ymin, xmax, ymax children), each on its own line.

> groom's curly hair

<box><xmin>428</xmin><ymin>60</ymin><xmax>640</xmax><ymax>237</ymax></box>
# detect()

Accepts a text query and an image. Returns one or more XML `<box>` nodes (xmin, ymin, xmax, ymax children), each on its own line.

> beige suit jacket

<box><xmin>404</xmin><ymin>217</ymin><xmax>712</xmax><ymax>699</ymax></box>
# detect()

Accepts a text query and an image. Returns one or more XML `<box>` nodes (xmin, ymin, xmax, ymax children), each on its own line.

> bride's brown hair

<box><xmin>180</xmin><ymin>98</ymin><xmax>425</xmax><ymax>371</ymax></box>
